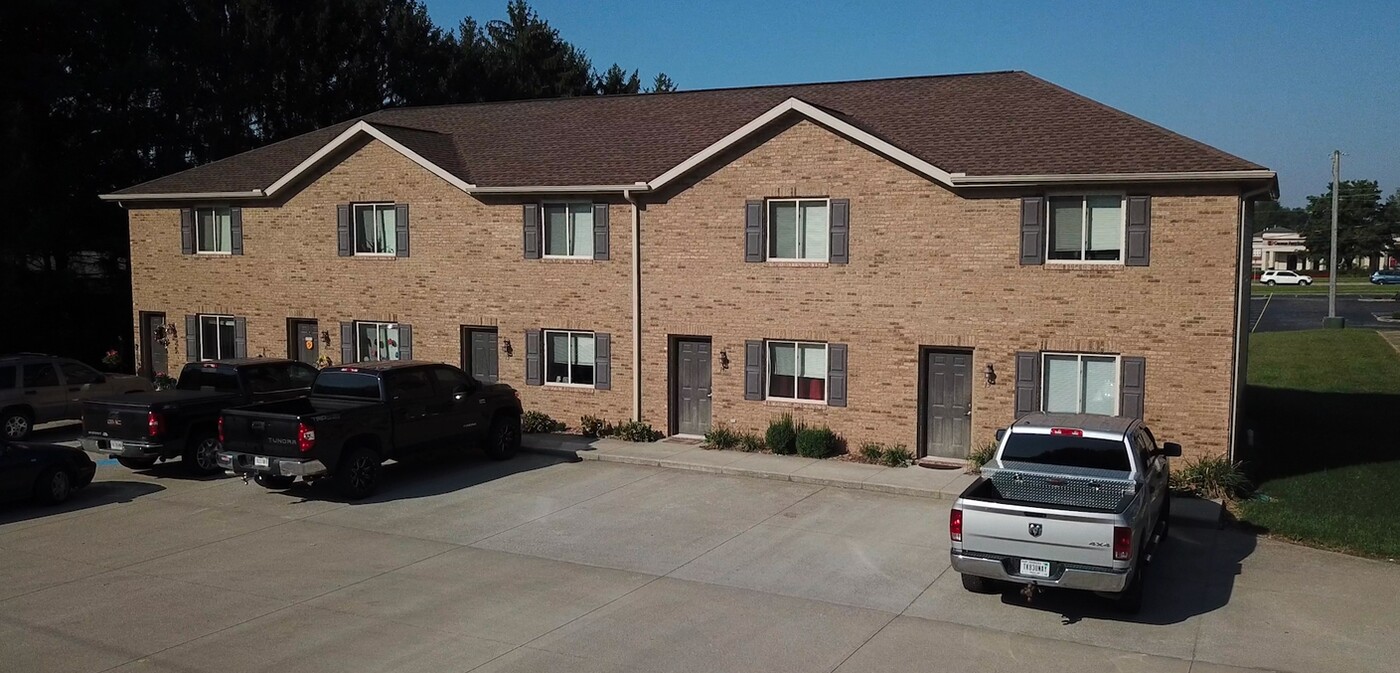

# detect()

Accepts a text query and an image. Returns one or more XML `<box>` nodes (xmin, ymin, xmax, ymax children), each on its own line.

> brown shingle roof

<box><xmin>111</xmin><ymin>71</ymin><xmax>1266</xmax><ymax>196</ymax></box>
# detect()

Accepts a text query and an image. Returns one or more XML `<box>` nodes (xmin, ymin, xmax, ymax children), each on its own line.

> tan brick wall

<box><xmin>129</xmin><ymin>138</ymin><xmax>634</xmax><ymax>427</ymax></box>
<box><xmin>638</xmin><ymin>119</ymin><xmax>1241</xmax><ymax>459</ymax></box>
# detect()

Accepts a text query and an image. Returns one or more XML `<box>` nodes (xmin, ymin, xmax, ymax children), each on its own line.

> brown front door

<box><xmin>922</xmin><ymin>349</ymin><xmax>972</xmax><ymax>459</ymax></box>
<box><xmin>289</xmin><ymin>319</ymin><xmax>319</xmax><ymax>366</ymax></box>
<box><xmin>139</xmin><ymin>312</ymin><xmax>168</xmax><ymax>380</ymax></box>
<box><xmin>673</xmin><ymin>338</ymin><xmax>712</xmax><ymax>436</ymax></box>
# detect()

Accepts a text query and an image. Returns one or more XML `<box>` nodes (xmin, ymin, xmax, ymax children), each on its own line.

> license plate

<box><xmin>254</xmin><ymin>456</ymin><xmax>270</xmax><ymax>469</ymax></box>
<box><xmin>1019</xmin><ymin>559</ymin><xmax>1051</xmax><ymax>578</ymax></box>
<box><xmin>108</xmin><ymin>440</ymin><xmax>124</xmax><ymax>452</ymax></box>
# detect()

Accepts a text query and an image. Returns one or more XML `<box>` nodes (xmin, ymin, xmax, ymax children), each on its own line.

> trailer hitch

<box><xmin>1021</xmin><ymin>582</ymin><xmax>1041</xmax><ymax>603</ymax></box>
<box><xmin>241</xmin><ymin>473</ymin><xmax>251</xmax><ymax>485</ymax></box>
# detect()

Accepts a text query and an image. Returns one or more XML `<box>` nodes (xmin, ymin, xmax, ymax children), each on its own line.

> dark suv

<box><xmin>1</xmin><ymin>353</ymin><xmax>151</xmax><ymax>440</ymax></box>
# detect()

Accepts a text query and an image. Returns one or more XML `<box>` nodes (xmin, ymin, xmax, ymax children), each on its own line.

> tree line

<box><xmin>1254</xmin><ymin>181</ymin><xmax>1400</xmax><ymax>269</ymax></box>
<box><xmin>0</xmin><ymin>0</ymin><xmax>673</xmax><ymax>360</ymax></box>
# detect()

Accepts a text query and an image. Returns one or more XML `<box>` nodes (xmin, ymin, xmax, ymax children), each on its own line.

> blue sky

<box><xmin>425</xmin><ymin>1</ymin><xmax>1400</xmax><ymax>206</ymax></box>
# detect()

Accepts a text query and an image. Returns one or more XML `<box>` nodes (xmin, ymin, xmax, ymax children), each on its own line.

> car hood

<box><xmin>4</xmin><ymin>441</ymin><xmax>93</xmax><ymax>463</ymax></box>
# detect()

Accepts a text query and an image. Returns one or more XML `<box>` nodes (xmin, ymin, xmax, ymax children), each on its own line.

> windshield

<box><xmin>999</xmin><ymin>433</ymin><xmax>1131</xmax><ymax>472</ymax></box>
<box><xmin>311</xmin><ymin>371</ymin><xmax>382</xmax><ymax>399</ymax></box>
<box><xmin>176</xmin><ymin>366</ymin><xmax>241</xmax><ymax>392</ymax></box>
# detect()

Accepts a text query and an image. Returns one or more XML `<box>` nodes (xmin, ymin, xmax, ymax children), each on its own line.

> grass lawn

<box><xmin>1240</xmin><ymin>329</ymin><xmax>1400</xmax><ymax>559</ymax></box>
<box><xmin>1252</xmin><ymin>282</ymin><xmax>1397</xmax><ymax>297</ymax></box>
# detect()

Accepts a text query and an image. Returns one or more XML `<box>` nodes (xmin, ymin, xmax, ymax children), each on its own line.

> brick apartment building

<box><xmin>102</xmin><ymin>72</ymin><xmax>1276</xmax><ymax>461</ymax></box>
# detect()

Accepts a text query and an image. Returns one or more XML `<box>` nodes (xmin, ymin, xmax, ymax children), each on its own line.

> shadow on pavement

<box><xmin>261</xmin><ymin>450</ymin><xmax>574</xmax><ymax>505</ymax></box>
<box><xmin>0</xmin><ymin>480</ymin><xmax>166</xmax><ymax>526</ymax></box>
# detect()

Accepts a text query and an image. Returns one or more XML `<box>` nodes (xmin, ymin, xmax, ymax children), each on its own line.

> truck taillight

<box><xmin>950</xmin><ymin>508</ymin><xmax>963</xmax><ymax>542</ymax></box>
<box><xmin>147</xmin><ymin>411</ymin><xmax>164</xmax><ymax>439</ymax></box>
<box><xmin>217</xmin><ymin>416</ymin><xmax>225</xmax><ymax>443</ymax></box>
<box><xmin>297</xmin><ymin>422</ymin><xmax>316</xmax><ymax>453</ymax></box>
<box><xmin>1113</xmin><ymin>526</ymin><xmax>1133</xmax><ymax>561</ymax></box>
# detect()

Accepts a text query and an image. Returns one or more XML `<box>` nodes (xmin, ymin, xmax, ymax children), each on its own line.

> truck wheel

<box><xmin>254</xmin><ymin>474</ymin><xmax>296</xmax><ymax>490</ymax></box>
<box><xmin>183</xmin><ymin>432</ymin><xmax>224</xmax><ymax>476</ymax></box>
<box><xmin>116</xmin><ymin>456</ymin><xmax>158</xmax><ymax>470</ymax></box>
<box><xmin>1114</xmin><ymin>568</ymin><xmax>1145</xmax><ymax>614</ymax></box>
<box><xmin>335</xmin><ymin>446</ymin><xmax>381</xmax><ymax>500</ymax></box>
<box><xmin>2</xmin><ymin>409</ymin><xmax>33</xmax><ymax>441</ymax></box>
<box><xmin>961</xmin><ymin>573</ymin><xmax>998</xmax><ymax>594</ymax></box>
<box><xmin>484</xmin><ymin>415</ymin><xmax>520</xmax><ymax>461</ymax></box>
<box><xmin>34</xmin><ymin>467</ymin><xmax>74</xmax><ymax>505</ymax></box>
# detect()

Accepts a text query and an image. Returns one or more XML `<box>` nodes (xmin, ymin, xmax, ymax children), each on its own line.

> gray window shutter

<box><xmin>397</xmin><ymin>324</ymin><xmax>412</xmax><ymax>360</ymax></box>
<box><xmin>180</xmin><ymin>209</ymin><xmax>194</xmax><ymax>254</ymax></box>
<box><xmin>744</xmin><ymin>200</ymin><xmax>764</xmax><ymax>262</ymax></box>
<box><xmin>185</xmin><ymin>315</ymin><xmax>199</xmax><ymax>363</ymax></box>
<box><xmin>1125</xmin><ymin>196</ymin><xmax>1151</xmax><ymax>267</ymax></box>
<box><xmin>523</xmin><ymin>204</ymin><xmax>541</xmax><ymax>259</ymax></box>
<box><xmin>593</xmin><ymin>332</ymin><xmax>611</xmax><ymax>389</ymax></box>
<box><xmin>340</xmin><ymin>322</ymin><xmax>355</xmax><ymax>364</ymax></box>
<box><xmin>337</xmin><ymin>205</ymin><xmax>352</xmax><ymax>256</ymax></box>
<box><xmin>827</xmin><ymin>343</ymin><xmax>848</xmax><ymax>407</ymax></box>
<box><xmin>229</xmin><ymin>208</ymin><xmax>244</xmax><ymax>255</ymax></box>
<box><xmin>394</xmin><ymin>204</ymin><xmax>410</xmax><ymax>257</ymax></box>
<box><xmin>829</xmin><ymin>199</ymin><xmax>849</xmax><ymax>264</ymax></box>
<box><xmin>1020</xmin><ymin>197</ymin><xmax>1045</xmax><ymax>265</ymax></box>
<box><xmin>525</xmin><ymin>330</ymin><xmax>542</xmax><ymax>385</ymax></box>
<box><xmin>593</xmin><ymin>204</ymin><xmax>610</xmax><ymax>260</ymax></box>
<box><xmin>1120</xmin><ymin>356</ymin><xmax>1146</xmax><ymax>419</ymax></box>
<box><xmin>744</xmin><ymin>340</ymin><xmax>763</xmax><ymax>400</ymax></box>
<box><xmin>233</xmin><ymin>317</ymin><xmax>247</xmax><ymax>358</ymax></box>
<box><xmin>1014</xmin><ymin>351</ymin><xmax>1040</xmax><ymax>418</ymax></box>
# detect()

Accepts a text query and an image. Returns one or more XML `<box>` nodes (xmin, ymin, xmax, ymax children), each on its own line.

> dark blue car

<box><xmin>1371</xmin><ymin>269</ymin><xmax>1400</xmax><ymax>285</ymax></box>
<box><xmin>0</xmin><ymin>437</ymin><xmax>96</xmax><ymax>505</ymax></box>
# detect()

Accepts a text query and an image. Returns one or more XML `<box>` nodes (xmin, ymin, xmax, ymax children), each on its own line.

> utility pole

<box><xmin>1325</xmin><ymin>150</ymin><xmax>1344</xmax><ymax>327</ymax></box>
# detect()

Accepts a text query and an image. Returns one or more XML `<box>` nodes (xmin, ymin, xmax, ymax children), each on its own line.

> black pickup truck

<box><xmin>218</xmin><ymin>360</ymin><xmax>522</xmax><ymax>498</ymax></box>
<box><xmin>80</xmin><ymin>359</ymin><xmax>318</xmax><ymax>474</ymax></box>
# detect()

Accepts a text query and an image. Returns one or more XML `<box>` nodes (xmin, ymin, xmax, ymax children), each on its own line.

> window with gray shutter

<box><xmin>593</xmin><ymin>203</ymin><xmax>610</xmax><ymax>260</ymax></box>
<box><xmin>336</xmin><ymin>205</ymin><xmax>352</xmax><ymax>257</ymax></box>
<box><xmin>397</xmin><ymin>325</ymin><xmax>413</xmax><ymax>360</ymax></box>
<box><xmin>180</xmin><ymin>209</ymin><xmax>195</xmax><ymax>254</ymax></box>
<box><xmin>394</xmin><ymin>204</ymin><xmax>410</xmax><ymax>257</ymax></box>
<box><xmin>525</xmin><ymin>329</ymin><xmax>542</xmax><ymax>385</ymax></box>
<box><xmin>340</xmin><ymin>322</ymin><xmax>354</xmax><ymax>364</ymax></box>
<box><xmin>230</xmin><ymin>208</ymin><xmax>244</xmax><ymax>255</ymax></box>
<box><xmin>744</xmin><ymin>201</ymin><xmax>764</xmax><ymax>262</ymax></box>
<box><xmin>827</xmin><ymin>343</ymin><xmax>848</xmax><ymax>406</ymax></box>
<box><xmin>1014</xmin><ymin>351</ymin><xmax>1040</xmax><ymax>417</ymax></box>
<box><xmin>594</xmin><ymin>332</ymin><xmax>611</xmax><ymax>389</ymax></box>
<box><xmin>829</xmin><ymin>199</ymin><xmax>850</xmax><ymax>264</ymax></box>
<box><xmin>185</xmin><ymin>315</ymin><xmax>198</xmax><ymax>363</ymax></box>
<box><xmin>1020</xmin><ymin>197</ymin><xmax>1045</xmax><ymax>265</ymax></box>
<box><xmin>1125</xmin><ymin>196</ymin><xmax>1151</xmax><ymax>266</ymax></box>
<box><xmin>233</xmin><ymin>317</ymin><xmax>247</xmax><ymax>357</ymax></box>
<box><xmin>744</xmin><ymin>340</ymin><xmax>763</xmax><ymax>400</ymax></box>
<box><xmin>523</xmin><ymin>204</ymin><xmax>541</xmax><ymax>259</ymax></box>
<box><xmin>1120</xmin><ymin>356</ymin><xmax>1146</xmax><ymax>419</ymax></box>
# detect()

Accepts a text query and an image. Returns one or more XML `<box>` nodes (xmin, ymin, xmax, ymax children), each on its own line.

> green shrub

<box><xmin>612</xmin><ymin>420</ymin><xmax>664</xmax><ymax>443</ymax></box>
<box><xmin>522</xmin><ymin>411</ymin><xmax>566</xmax><ymax>434</ymax></box>
<box><xmin>765</xmin><ymin>414</ymin><xmax>799</xmax><ymax>455</ymax></box>
<box><xmin>880</xmin><ymin>444</ymin><xmax>914</xmax><ymax>468</ymax></box>
<box><xmin>579</xmin><ymin>415</ymin><xmax>612</xmax><ymax>438</ymax></box>
<box><xmin>858</xmin><ymin>442</ymin><xmax>885</xmax><ymax>464</ymax></box>
<box><xmin>703</xmin><ymin>425</ymin><xmax>740</xmax><ymax>450</ymax></box>
<box><xmin>967</xmin><ymin>441</ymin><xmax>998</xmax><ymax>473</ymax></box>
<box><xmin>796</xmin><ymin>426</ymin><xmax>840</xmax><ymax>458</ymax></box>
<box><xmin>1170</xmin><ymin>454</ymin><xmax>1250</xmax><ymax>500</ymax></box>
<box><xmin>738</xmin><ymin>432</ymin><xmax>765</xmax><ymax>453</ymax></box>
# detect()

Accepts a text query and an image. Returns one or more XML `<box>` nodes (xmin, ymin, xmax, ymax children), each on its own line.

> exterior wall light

<box><xmin>984</xmin><ymin>363</ymin><xmax>997</xmax><ymax>386</ymax></box>
<box><xmin>502</xmin><ymin>339</ymin><xmax>514</xmax><ymax>357</ymax></box>
<box><xmin>719</xmin><ymin>349</ymin><xmax>730</xmax><ymax>370</ymax></box>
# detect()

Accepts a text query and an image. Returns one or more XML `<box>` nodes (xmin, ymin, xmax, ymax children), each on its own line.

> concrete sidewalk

<box><xmin>522</xmin><ymin>433</ymin><xmax>979</xmax><ymax>499</ymax></box>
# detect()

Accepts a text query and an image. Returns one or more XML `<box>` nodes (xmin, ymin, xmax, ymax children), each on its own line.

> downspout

<box><xmin>1229</xmin><ymin>185</ymin><xmax>1275</xmax><ymax>462</ymax></box>
<box><xmin>624</xmin><ymin>189</ymin><xmax>642</xmax><ymax>421</ymax></box>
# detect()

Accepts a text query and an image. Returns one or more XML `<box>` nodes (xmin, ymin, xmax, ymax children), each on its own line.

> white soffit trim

<box><xmin>263</xmin><ymin>120</ymin><xmax>476</xmax><ymax>195</ymax></box>
<box><xmin>98</xmin><ymin>190</ymin><xmax>265</xmax><ymax>202</ymax></box>
<box><xmin>467</xmin><ymin>184</ymin><xmax>652</xmax><ymax>194</ymax></box>
<box><xmin>647</xmin><ymin>97</ymin><xmax>957</xmax><ymax>190</ymax></box>
<box><xmin>950</xmin><ymin>169</ymin><xmax>1278</xmax><ymax>187</ymax></box>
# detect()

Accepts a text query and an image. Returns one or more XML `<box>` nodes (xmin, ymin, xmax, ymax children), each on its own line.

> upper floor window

<box><xmin>545</xmin><ymin>330</ymin><xmax>595</xmax><ymax>385</ymax></box>
<box><xmin>355</xmin><ymin>321</ymin><xmax>402</xmax><ymax>361</ymax></box>
<box><xmin>768</xmin><ymin>199</ymin><xmax>828</xmax><ymax>261</ymax></box>
<box><xmin>354</xmin><ymin>203</ymin><xmax>397</xmax><ymax>255</ymax></box>
<box><xmin>1047</xmin><ymin>195</ymin><xmax>1122</xmax><ymax>262</ymax></box>
<box><xmin>195</xmin><ymin>207</ymin><xmax>233</xmax><ymax>254</ymax></box>
<box><xmin>543</xmin><ymin>203</ymin><xmax>594</xmax><ymax>258</ymax></box>
<box><xmin>1042</xmin><ymin>353</ymin><xmax>1119</xmax><ymax>415</ymax></box>
<box><xmin>768</xmin><ymin>340</ymin><xmax>827</xmax><ymax>402</ymax></box>
<box><xmin>198</xmin><ymin>315</ymin><xmax>238</xmax><ymax>361</ymax></box>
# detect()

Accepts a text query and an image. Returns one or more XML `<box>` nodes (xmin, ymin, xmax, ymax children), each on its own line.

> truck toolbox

<box><xmin>982</xmin><ymin>462</ymin><xmax>1137</xmax><ymax>511</ymax></box>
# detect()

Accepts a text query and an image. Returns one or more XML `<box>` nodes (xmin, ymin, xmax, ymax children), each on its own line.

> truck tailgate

<box><xmin>962</xmin><ymin>500</ymin><xmax>1117</xmax><ymax>568</ymax></box>
<box><xmin>221</xmin><ymin>410</ymin><xmax>306</xmax><ymax>459</ymax></box>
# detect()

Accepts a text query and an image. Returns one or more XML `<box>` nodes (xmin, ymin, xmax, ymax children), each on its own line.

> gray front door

<box><xmin>291</xmin><ymin>320</ymin><xmax>319</xmax><ymax>366</ymax></box>
<box><xmin>674</xmin><ymin>339</ymin><xmax>712</xmax><ymax>436</ymax></box>
<box><xmin>923</xmin><ymin>349</ymin><xmax>972</xmax><ymax>459</ymax></box>
<box><xmin>140</xmin><ymin>312</ymin><xmax>168</xmax><ymax>380</ymax></box>
<box><xmin>462</xmin><ymin>327</ymin><xmax>499</xmax><ymax>383</ymax></box>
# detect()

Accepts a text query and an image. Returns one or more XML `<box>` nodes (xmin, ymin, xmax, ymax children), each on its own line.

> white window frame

<box><xmin>194</xmin><ymin>207</ymin><xmax>233</xmax><ymax>255</ymax></box>
<box><xmin>765</xmin><ymin>340</ymin><xmax>829</xmax><ymax>404</ymax></box>
<box><xmin>541</xmin><ymin>202</ymin><xmax>595</xmax><ymax>259</ymax></box>
<box><xmin>354</xmin><ymin>321</ymin><xmax>402</xmax><ymax>362</ymax></box>
<box><xmin>543</xmin><ymin>330</ymin><xmax>596</xmax><ymax>387</ymax></box>
<box><xmin>197</xmin><ymin>314</ymin><xmax>236</xmax><ymax>361</ymax></box>
<box><xmin>766</xmin><ymin>198</ymin><xmax>830</xmax><ymax>262</ymax></box>
<box><xmin>1044</xmin><ymin>192</ymin><xmax>1126</xmax><ymax>265</ymax></box>
<box><xmin>1040</xmin><ymin>352</ymin><xmax>1121</xmax><ymax>416</ymax></box>
<box><xmin>352</xmin><ymin>203</ymin><xmax>397</xmax><ymax>257</ymax></box>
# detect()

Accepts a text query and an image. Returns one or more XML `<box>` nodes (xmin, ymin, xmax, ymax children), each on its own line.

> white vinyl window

<box><xmin>767</xmin><ymin>199</ymin><xmax>829</xmax><ymax>261</ymax></box>
<box><xmin>1047</xmin><ymin>195</ymin><xmax>1123</xmax><ymax>262</ymax></box>
<box><xmin>543</xmin><ymin>203</ymin><xmax>594</xmax><ymax>258</ymax></box>
<box><xmin>1042</xmin><ymin>353</ymin><xmax>1120</xmax><ymax>416</ymax></box>
<box><xmin>198</xmin><ymin>315</ymin><xmax>237</xmax><ymax>361</ymax></box>
<box><xmin>195</xmin><ymin>208</ymin><xmax>233</xmax><ymax>254</ymax></box>
<box><xmin>544</xmin><ymin>330</ymin><xmax>595</xmax><ymax>385</ymax></box>
<box><xmin>355</xmin><ymin>321</ymin><xmax>401</xmax><ymax>362</ymax></box>
<box><xmin>767</xmin><ymin>341</ymin><xmax>827</xmax><ymax>402</ymax></box>
<box><xmin>353</xmin><ymin>203</ymin><xmax>397</xmax><ymax>255</ymax></box>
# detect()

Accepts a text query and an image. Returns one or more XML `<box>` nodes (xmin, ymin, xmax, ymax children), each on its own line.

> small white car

<box><xmin>1259</xmin><ymin>270</ymin><xmax>1313</xmax><ymax>286</ymax></box>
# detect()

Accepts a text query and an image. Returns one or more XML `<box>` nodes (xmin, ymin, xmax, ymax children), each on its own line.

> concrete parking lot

<box><xmin>1250</xmin><ymin>294</ymin><xmax>1399</xmax><ymax>333</ymax></box>
<box><xmin>3</xmin><ymin>430</ymin><xmax>1398</xmax><ymax>673</ymax></box>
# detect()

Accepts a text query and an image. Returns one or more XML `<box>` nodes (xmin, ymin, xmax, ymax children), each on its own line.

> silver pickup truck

<box><xmin>950</xmin><ymin>412</ymin><xmax>1180</xmax><ymax>613</ymax></box>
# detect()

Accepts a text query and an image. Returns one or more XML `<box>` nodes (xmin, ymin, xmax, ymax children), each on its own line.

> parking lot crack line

<box><xmin>462</xmin><ymin>466</ymin><xmax>666</xmax><ymax>548</ymax></box>
<box><xmin>663</xmin><ymin>485</ymin><xmax>829</xmax><ymax>578</ymax></box>
<box><xmin>825</xmin><ymin>612</ymin><xmax>899</xmax><ymax>673</ymax></box>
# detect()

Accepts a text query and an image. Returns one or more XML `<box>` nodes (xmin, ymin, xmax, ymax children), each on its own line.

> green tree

<box><xmin>481</xmin><ymin>0</ymin><xmax>595</xmax><ymax>99</ymax></box>
<box><xmin>1301</xmin><ymin>180</ymin><xmax>1395</xmax><ymax>270</ymax></box>
<box><xmin>649</xmin><ymin>72</ymin><xmax>678</xmax><ymax>93</ymax></box>
<box><xmin>596</xmin><ymin>64</ymin><xmax>641</xmax><ymax>95</ymax></box>
<box><xmin>1252</xmin><ymin>200</ymin><xmax>1306</xmax><ymax>235</ymax></box>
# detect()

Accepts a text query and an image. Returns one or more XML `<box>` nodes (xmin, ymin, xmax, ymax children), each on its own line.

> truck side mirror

<box><xmin>452</xmin><ymin>385</ymin><xmax>469</xmax><ymax>401</ymax></box>
<box><xmin>994</xmin><ymin>428</ymin><xmax>1006</xmax><ymax>442</ymax></box>
<box><xmin>1159</xmin><ymin>442</ymin><xmax>1183</xmax><ymax>458</ymax></box>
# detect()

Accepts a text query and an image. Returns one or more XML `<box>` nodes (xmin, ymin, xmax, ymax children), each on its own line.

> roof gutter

<box><xmin>467</xmin><ymin>183</ymin><xmax>651</xmax><ymax>195</ymax></box>
<box><xmin>948</xmin><ymin>169</ymin><xmax>1278</xmax><ymax>187</ymax></box>
<box><xmin>1228</xmin><ymin>183</ymin><xmax>1277</xmax><ymax>464</ymax></box>
<box><xmin>623</xmin><ymin>187</ymin><xmax>643</xmax><ymax>422</ymax></box>
<box><xmin>98</xmin><ymin>189</ymin><xmax>266</xmax><ymax>202</ymax></box>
